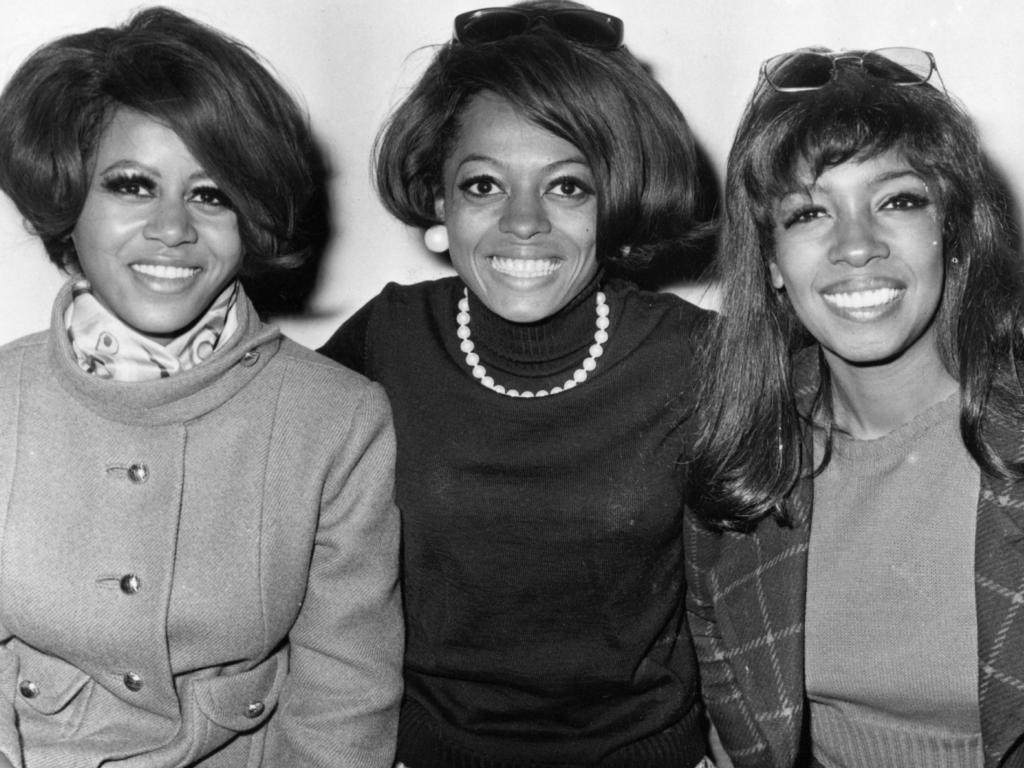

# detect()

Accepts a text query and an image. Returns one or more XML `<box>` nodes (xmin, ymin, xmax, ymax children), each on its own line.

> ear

<box><xmin>768</xmin><ymin>261</ymin><xmax>784</xmax><ymax>290</ymax></box>
<box><xmin>433</xmin><ymin>195</ymin><xmax>445</xmax><ymax>223</ymax></box>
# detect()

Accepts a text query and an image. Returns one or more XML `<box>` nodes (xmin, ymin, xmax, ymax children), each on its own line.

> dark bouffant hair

<box><xmin>0</xmin><ymin>7</ymin><xmax>317</xmax><ymax>276</ymax></box>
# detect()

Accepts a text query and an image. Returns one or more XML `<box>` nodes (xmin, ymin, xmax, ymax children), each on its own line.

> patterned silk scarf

<box><xmin>65</xmin><ymin>279</ymin><xmax>240</xmax><ymax>382</ymax></box>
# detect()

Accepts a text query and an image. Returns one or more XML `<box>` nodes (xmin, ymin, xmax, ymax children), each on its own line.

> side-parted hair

<box><xmin>691</xmin><ymin>53</ymin><xmax>1024</xmax><ymax>530</ymax></box>
<box><xmin>0</xmin><ymin>7</ymin><xmax>317</xmax><ymax>275</ymax></box>
<box><xmin>374</xmin><ymin>0</ymin><xmax>703</xmax><ymax>269</ymax></box>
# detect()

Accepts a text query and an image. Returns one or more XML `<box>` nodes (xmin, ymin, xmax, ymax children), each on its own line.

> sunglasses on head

<box><xmin>761</xmin><ymin>47</ymin><xmax>944</xmax><ymax>93</ymax></box>
<box><xmin>453</xmin><ymin>6</ymin><xmax>624</xmax><ymax>49</ymax></box>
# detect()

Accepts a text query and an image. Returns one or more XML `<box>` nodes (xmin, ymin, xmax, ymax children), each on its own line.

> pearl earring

<box><xmin>424</xmin><ymin>224</ymin><xmax>449</xmax><ymax>253</ymax></box>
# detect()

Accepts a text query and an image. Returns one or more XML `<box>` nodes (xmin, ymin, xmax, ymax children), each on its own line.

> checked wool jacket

<box><xmin>685</xmin><ymin>354</ymin><xmax>1024</xmax><ymax>768</ymax></box>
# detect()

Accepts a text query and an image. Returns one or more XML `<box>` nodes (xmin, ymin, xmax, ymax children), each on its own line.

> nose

<box><xmin>143</xmin><ymin>198</ymin><xmax>198</xmax><ymax>246</ymax></box>
<box><xmin>498</xmin><ymin>193</ymin><xmax>551</xmax><ymax>240</ymax></box>
<box><xmin>830</xmin><ymin>214</ymin><xmax>888</xmax><ymax>267</ymax></box>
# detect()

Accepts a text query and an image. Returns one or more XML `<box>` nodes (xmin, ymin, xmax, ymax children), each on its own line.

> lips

<box><xmin>488</xmin><ymin>256</ymin><xmax>561</xmax><ymax>279</ymax></box>
<box><xmin>131</xmin><ymin>263</ymin><xmax>200</xmax><ymax>280</ymax></box>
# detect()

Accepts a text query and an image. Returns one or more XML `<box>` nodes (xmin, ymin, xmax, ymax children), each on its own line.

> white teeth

<box><xmin>824</xmin><ymin>287</ymin><xmax>902</xmax><ymax>310</ymax></box>
<box><xmin>131</xmin><ymin>264</ymin><xmax>199</xmax><ymax>280</ymax></box>
<box><xmin>489</xmin><ymin>256</ymin><xmax>560</xmax><ymax>278</ymax></box>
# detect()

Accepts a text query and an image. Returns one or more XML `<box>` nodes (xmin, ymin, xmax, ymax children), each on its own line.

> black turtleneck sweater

<box><xmin>319</xmin><ymin>275</ymin><xmax>710</xmax><ymax>768</ymax></box>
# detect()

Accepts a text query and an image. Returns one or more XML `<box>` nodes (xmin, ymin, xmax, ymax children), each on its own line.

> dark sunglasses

<box><xmin>453</xmin><ymin>6</ymin><xmax>624</xmax><ymax>49</ymax></box>
<box><xmin>761</xmin><ymin>47</ymin><xmax>943</xmax><ymax>93</ymax></box>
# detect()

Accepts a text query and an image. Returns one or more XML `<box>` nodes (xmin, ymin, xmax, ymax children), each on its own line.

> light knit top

<box><xmin>806</xmin><ymin>393</ymin><xmax>983</xmax><ymax>767</ymax></box>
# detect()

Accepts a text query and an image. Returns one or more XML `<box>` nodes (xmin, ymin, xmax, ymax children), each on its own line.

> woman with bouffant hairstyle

<box><xmin>0</xmin><ymin>8</ymin><xmax>401</xmax><ymax>767</ymax></box>
<box><xmin>321</xmin><ymin>2</ymin><xmax>714</xmax><ymax>766</ymax></box>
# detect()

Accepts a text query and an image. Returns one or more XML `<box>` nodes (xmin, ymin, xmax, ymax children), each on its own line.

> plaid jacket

<box><xmin>685</xmin><ymin>357</ymin><xmax>1024</xmax><ymax>768</ymax></box>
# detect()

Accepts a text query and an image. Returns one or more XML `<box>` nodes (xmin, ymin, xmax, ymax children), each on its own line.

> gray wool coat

<box><xmin>0</xmin><ymin>282</ymin><xmax>403</xmax><ymax>767</ymax></box>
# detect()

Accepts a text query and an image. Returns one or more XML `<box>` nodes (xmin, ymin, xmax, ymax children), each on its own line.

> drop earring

<box><xmin>424</xmin><ymin>224</ymin><xmax>449</xmax><ymax>253</ymax></box>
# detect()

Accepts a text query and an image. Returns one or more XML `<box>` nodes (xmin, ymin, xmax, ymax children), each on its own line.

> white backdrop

<box><xmin>2</xmin><ymin>0</ymin><xmax>1021</xmax><ymax>348</ymax></box>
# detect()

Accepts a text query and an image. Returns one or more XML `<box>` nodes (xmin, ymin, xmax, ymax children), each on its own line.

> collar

<box><xmin>48</xmin><ymin>280</ymin><xmax>281</xmax><ymax>426</ymax></box>
<box><xmin>465</xmin><ymin>271</ymin><xmax>603</xmax><ymax>379</ymax></box>
<box><xmin>65</xmin><ymin>280</ymin><xmax>239</xmax><ymax>382</ymax></box>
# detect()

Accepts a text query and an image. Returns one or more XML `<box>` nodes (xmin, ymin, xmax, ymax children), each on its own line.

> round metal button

<box><xmin>244</xmin><ymin>701</ymin><xmax>265</xmax><ymax>719</ymax></box>
<box><xmin>119</xmin><ymin>574</ymin><xmax>141</xmax><ymax>594</ymax></box>
<box><xmin>123</xmin><ymin>672</ymin><xmax>143</xmax><ymax>692</ymax></box>
<box><xmin>127</xmin><ymin>464</ymin><xmax>149</xmax><ymax>484</ymax></box>
<box><xmin>240</xmin><ymin>350</ymin><xmax>260</xmax><ymax>367</ymax></box>
<box><xmin>18</xmin><ymin>680</ymin><xmax>38</xmax><ymax>699</ymax></box>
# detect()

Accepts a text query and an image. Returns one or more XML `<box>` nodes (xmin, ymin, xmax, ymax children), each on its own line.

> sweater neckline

<box><xmin>462</xmin><ymin>272</ymin><xmax>602</xmax><ymax>379</ymax></box>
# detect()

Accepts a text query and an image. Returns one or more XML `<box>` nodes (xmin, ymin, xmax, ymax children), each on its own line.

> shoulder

<box><xmin>360</xmin><ymin>276</ymin><xmax>461</xmax><ymax>318</ymax></box>
<box><xmin>610</xmin><ymin>279</ymin><xmax>716</xmax><ymax>331</ymax></box>
<box><xmin>272</xmin><ymin>337</ymin><xmax>392</xmax><ymax>417</ymax></box>
<box><xmin>0</xmin><ymin>330</ymin><xmax>48</xmax><ymax>374</ymax></box>
<box><xmin>605</xmin><ymin>279</ymin><xmax>716</xmax><ymax>363</ymax></box>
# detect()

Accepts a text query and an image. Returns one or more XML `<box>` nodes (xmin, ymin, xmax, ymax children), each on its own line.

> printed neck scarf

<box><xmin>65</xmin><ymin>279</ymin><xmax>240</xmax><ymax>382</ymax></box>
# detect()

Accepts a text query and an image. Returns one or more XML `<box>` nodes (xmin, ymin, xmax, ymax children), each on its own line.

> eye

<box><xmin>547</xmin><ymin>176</ymin><xmax>593</xmax><ymax>200</ymax></box>
<box><xmin>780</xmin><ymin>205</ymin><xmax>827</xmax><ymax>229</ymax></box>
<box><xmin>190</xmin><ymin>184</ymin><xmax>233</xmax><ymax>210</ymax></box>
<box><xmin>459</xmin><ymin>175</ymin><xmax>503</xmax><ymax>198</ymax></box>
<box><xmin>881</xmin><ymin>191</ymin><xmax>931</xmax><ymax>211</ymax></box>
<box><xmin>101</xmin><ymin>173</ymin><xmax>155</xmax><ymax>198</ymax></box>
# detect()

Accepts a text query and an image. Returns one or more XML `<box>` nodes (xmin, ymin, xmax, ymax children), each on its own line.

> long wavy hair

<box><xmin>690</xmin><ymin>51</ymin><xmax>1024</xmax><ymax>530</ymax></box>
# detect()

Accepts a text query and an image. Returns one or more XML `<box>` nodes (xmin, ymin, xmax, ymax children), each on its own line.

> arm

<box><xmin>683</xmin><ymin>507</ymin><xmax>766</xmax><ymax>768</ymax></box>
<box><xmin>265</xmin><ymin>384</ymin><xmax>403</xmax><ymax>767</ymax></box>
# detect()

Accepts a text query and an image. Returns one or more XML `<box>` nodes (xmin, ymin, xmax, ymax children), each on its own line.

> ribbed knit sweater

<box><xmin>319</xmin><ymin>275</ymin><xmax>710</xmax><ymax>768</ymax></box>
<box><xmin>806</xmin><ymin>393</ymin><xmax>982</xmax><ymax>767</ymax></box>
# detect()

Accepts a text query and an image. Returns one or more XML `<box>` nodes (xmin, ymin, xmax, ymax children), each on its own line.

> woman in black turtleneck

<box><xmin>319</xmin><ymin>3</ymin><xmax>713</xmax><ymax>766</ymax></box>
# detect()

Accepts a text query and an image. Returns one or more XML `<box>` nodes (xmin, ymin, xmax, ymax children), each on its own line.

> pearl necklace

<box><xmin>456</xmin><ymin>287</ymin><xmax>610</xmax><ymax>397</ymax></box>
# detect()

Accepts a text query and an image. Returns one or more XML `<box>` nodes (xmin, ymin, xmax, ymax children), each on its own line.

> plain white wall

<box><xmin>2</xmin><ymin>0</ymin><xmax>1021</xmax><ymax>348</ymax></box>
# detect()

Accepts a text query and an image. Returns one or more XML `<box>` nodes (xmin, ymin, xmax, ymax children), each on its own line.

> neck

<box><xmin>825</xmin><ymin>341</ymin><xmax>959</xmax><ymax>441</ymax></box>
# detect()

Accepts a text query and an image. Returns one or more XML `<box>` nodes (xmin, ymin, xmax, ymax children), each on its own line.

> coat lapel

<box><xmin>975</xmin><ymin>408</ymin><xmax>1024</xmax><ymax>768</ymax></box>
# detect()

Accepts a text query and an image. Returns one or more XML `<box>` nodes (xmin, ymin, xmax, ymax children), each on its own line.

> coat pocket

<box><xmin>11</xmin><ymin>645</ymin><xmax>90</xmax><ymax>717</ymax></box>
<box><xmin>191</xmin><ymin>647</ymin><xmax>288</xmax><ymax>731</ymax></box>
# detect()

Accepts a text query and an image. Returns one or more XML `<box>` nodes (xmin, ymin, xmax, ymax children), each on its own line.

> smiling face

<box><xmin>438</xmin><ymin>92</ymin><xmax>600</xmax><ymax>323</ymax></box>
<box><xmin>769</xmin><ymin>149</ymin><xmax>945</xmax><ymax>371</ymax></box>
<box><xmin>71</xmin><ymin>108</ymin><xmax>243</xmax><ymax>344</ymax></box>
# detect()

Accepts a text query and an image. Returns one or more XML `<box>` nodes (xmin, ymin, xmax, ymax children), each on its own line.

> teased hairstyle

<box><xmin>374</xmin><ymin>0</ymin><xmax>703</xmax><ymax>269</ymax></box>
<box><xmin>0</xmin><ymin>7</ymin><xmax>317</xmax><ymax>275</ymax></box>
<box><xmin>691</xmin><ymin>50</ymin><xmax>1024</xmax><ymax>530</ymax></box>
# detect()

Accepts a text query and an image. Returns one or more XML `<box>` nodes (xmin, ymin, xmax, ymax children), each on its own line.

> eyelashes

<box><xmin>99</xmin><ymin>172</ymin><xmax>233</xmax><ymax>209</ymax></box>
<box><xmin>456</xmin><ymin>173</ymin><xmax>595</xmax><ymax>200</ymax></box>
<box><xmin>101</xmin><ymin>173</ymin><xmax>156</xmax><ymax>196</ymax></box>
<box><xmin>777</xmin><ymin>191</ymin><xmax>934</xmax><ymax>229</ymax></box>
